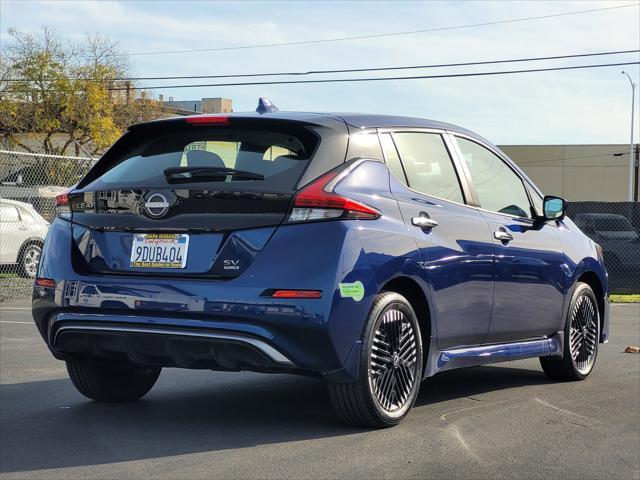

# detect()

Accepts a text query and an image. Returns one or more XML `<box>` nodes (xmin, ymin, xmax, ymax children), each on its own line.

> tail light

<box><xmin>35</xmin><ymin>278</ymin><xmax>56</xmax><ymax>288</ymax></box>
<box><xmin>288</xmin><ymin>170</ymin><xmax>380</xmax><ymax>223</ymax></box>
<box><xmin>55</xmin><ymin>191</ymin><xmax>70</xmax><ymax>218</ymax></box>
<box><xmin>185</xmin><ymin>115</ymin><xmax>229</xmax><ymax>126</ymax></box>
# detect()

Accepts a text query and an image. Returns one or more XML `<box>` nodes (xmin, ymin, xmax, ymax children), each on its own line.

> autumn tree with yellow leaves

<box><xmin>0</xmin><ymin>28</ymin><xmax>161</xmax><ymax>158</ymax></box>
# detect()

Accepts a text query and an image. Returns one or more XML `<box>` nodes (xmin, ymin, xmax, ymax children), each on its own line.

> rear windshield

<box><xmin>84</xmin><ymin>125</ymin><xmax>318</xmax><ymax>192</ymax></box>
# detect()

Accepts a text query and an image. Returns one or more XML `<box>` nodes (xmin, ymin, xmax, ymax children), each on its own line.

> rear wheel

<box><xmin>328</xmin><ymin>291</ymin><xmax>423</xmax><ymax>428</ymax></box>
<box><xmin>66</xmin><ymin>358</ymin><xmax>161</xmax><ymax>402</ymax></box>
<box><xmin>540</xmin><ymin>282</ymin><xmax>600</xmax><ymax>381</ymax></box>
<box><xmin>19</xmin><ymin>242</ymin><xmax>41</xmax><ymax>278</ymax></box>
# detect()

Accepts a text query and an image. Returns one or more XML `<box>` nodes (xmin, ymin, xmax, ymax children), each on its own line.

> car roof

<box><xmin>128</xmin><ymin>111</ymin><xmax>544</xmax><ymax>196</ymax></box>
<box><xmin>132</xmin><ymin>111</ymin><xmax>484</xmax><ymax>140</ymax></box>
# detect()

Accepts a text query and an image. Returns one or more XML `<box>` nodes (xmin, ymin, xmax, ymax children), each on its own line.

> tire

<box><xmin>328</xmin><ymin>291</ymin><xmax>423</xmax><ymax>428</ymax></box>
<box><xmin>540</xmin><ymin>282</ymin><xmax>600</xmax><ymax>381</ymax></box>
<box><xmin>19</xmin><ymin>242</ymin><xmax>42</xmax><ymax>278</ymax></box>
<box><xmin>66</xmin><ymin>357</ymin><xmax>161</xmax><ymax>402</ymax></box>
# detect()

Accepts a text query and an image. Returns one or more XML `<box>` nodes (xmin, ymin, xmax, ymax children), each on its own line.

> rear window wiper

<box><xmin>163</xmin><ymin>166</ymin><xmax>264</xmax><ymax>182</ymax></box>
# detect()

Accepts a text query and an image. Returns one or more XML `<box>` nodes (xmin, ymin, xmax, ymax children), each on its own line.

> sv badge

<box><xmin>223</xmin><ymin>259</ymin><xmax>241</xmax><ymax>271</ymax></box>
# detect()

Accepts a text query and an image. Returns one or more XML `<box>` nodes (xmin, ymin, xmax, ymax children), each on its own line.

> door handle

<box><xmin>412</xmin><ymin>214</ymin><xmax>438</xmax><ymax>229</ymax></box>
<box><xmin>494</xmin><ymin>229</ymin><xmax>514</xmax><ymax>242</ymax></box>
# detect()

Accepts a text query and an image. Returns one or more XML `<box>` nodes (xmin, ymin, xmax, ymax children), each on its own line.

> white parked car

<box><xmin>0</xmin><ymin>198</ymin><xmax>49</xmax><ymax>278</ymax></box>
<box><xmin>64</xmin><ymin>281</ymin><xmax>205</xmax><ymax>312</ymax></box>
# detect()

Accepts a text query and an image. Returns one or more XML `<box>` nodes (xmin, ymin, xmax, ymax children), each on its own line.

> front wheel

<box><xmin>328</xmin><ymin>291</ymin><xmax>423</xmax><ymax>428</ymax></box>
<box><xmin>66</xmin><ymin>358</ymin><xmax>161</xmax><ymax>402</ymax></box>
<box><xmin>540</xmin><ymin>282</ymin><xmax>600</xmax><ymax>381</ymax></box>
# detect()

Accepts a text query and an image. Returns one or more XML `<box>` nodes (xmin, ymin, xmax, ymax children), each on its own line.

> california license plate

<box><xmin>130</xmin><ymin>233</ymin><xmax>189</xmax><ymax>268</ymax></box>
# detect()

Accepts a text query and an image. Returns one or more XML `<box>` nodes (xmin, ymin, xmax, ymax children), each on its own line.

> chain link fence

<box><xmin>0</xmin><ymin>150</ymin><xmax>93</xmax><ymax>301</ymax></box>
<box><xmin>0</xmin><ymin>149</ymin><xmax>638</xmax><ymax>301</ymax></box>
<box><xmin>567</xmin><ymin>202</ymin><xmax>640</xmax><ymax>294</ymax></box>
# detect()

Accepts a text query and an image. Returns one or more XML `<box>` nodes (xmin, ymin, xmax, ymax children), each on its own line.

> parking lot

<box><xmin>0</xmin><ymin>301</ymin><xmax>638</xmax><ymax>479</ymax></box>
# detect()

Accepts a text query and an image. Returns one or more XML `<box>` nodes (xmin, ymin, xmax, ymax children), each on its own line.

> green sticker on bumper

<box><xmin>339</xmin><ymin>281</ymin><xmax>365</xmax><ymax>302</ymax></box>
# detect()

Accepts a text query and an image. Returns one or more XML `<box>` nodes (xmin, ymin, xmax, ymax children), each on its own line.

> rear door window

<box><xmin>380</xmin><ymin>133</ymin><xmax>407</xmax><ymax>185</ymax></box>
<box><xmin>392</xmin><ymin>132</ymin><xmax>465</xmax><ymax>203</ymax></box>
<box><xmin>89</xmin><ymin>126</ymin><xmax>318</xmax><ymax>192</ymax></box>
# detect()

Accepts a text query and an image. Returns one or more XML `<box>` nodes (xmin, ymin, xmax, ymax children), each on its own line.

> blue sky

<box><xmin>1</xmin><ymin>0</ymin><xmax>639</xmax><ymax>144</ymax></box>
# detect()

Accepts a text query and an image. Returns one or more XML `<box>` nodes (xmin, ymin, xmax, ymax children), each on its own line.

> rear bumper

<box><xmin>33</xmin><ymin>299</ymin><xmax>344</xmax><ymax>376</ymax></box>
<box><xmin>32</xmin><ymin>218</ymin><xmax>380</xmax><ymax>380</ymax></box>
<box><xmin>50</xmin><ymin>315</ymin><xmax>300</xmax><ymax>373</ymax></box>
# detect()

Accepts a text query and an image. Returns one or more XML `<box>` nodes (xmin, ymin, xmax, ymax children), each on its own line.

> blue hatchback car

<box><xmin>32</xmin><ymin>108</ymin><xmax>609</xmax><ymax>427</ymax></box>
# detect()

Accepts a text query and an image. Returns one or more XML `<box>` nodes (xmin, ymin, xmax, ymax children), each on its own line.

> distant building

<box><xmin>160</xmin><ymin>97</ymin><xmax>233</xmax><ymax>115</ymax></box>
<box><xmin>498</xmin><ymin>144</ymin><xmax>639</xmax><ymax>202</ymax></box>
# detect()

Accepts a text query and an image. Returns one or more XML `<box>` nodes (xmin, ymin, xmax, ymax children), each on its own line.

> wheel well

<box><xmin>577</xmin><ymin>271</ymin><xmax>605</xmax><ymax>335</ymax></box>
<box><xmin>381</xmin><ymin>277</ymin><xmax>431</xmax><ymax>368</ymax></box>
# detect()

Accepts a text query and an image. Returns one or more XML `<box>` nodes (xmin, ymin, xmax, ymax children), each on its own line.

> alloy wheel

<box><xmin>369</xmin><ymin>307</ymin><xmax>419</xmax><ymax>412</ymax></box>
<box><xmin>23</xmin><ymin>245</ymin><xmax>41</xmax><ymax>278</ymax></box>
<box><xmin>569</xmin><ymin>295</ymin><xmax>598</xmax><ymax>375</ymax></box>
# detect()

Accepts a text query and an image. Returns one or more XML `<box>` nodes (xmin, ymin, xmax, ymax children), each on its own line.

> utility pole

<box><xmin>621</xmin><ymin>71</ymin><xmax>636</xmax><ymax>202</ymax></box>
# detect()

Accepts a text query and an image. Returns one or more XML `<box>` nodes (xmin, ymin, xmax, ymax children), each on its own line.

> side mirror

<box><xmin>543</xmin><ymin>196</ymin><xmax>566</xmax><ymax>221</ymax></box>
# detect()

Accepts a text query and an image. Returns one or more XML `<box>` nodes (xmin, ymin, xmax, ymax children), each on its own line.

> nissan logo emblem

<box><xmin>144</xmin><ymin>193</ymin><xmax>170</xmax><ymax>218</ymax></box>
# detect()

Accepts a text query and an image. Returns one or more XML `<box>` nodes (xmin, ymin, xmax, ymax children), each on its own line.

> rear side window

<box><xmin>456</xmin><ymin>137</ymin><xmax>532</xmax><ymax>218</ymax></box>
<box><xmin>392</xmin><ymin>132</ymin><xmax>464</xmax><ymax>203</ymax></box>
<box><xmin>88</xmin><ymin>125</ymin><xmax>318</xmax><ymax>192</ymax></box>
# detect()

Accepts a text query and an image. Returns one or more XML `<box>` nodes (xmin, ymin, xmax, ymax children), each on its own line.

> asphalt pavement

<box><xmin>1</xmin><ymin>301</ymin><xmax>638</xmax><ymax>479</ymax></box>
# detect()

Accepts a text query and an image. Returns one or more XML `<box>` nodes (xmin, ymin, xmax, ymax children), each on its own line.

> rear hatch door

<box><xmin>69</xmin><ymin>115</ymin><xmax>346</xmax><ymax>278</ymax></box>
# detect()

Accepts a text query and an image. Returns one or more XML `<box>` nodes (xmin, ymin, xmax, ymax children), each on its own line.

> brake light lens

<box><xmin>185</xmin><ymin>115</ymin><xmax>229</xmax><ymax>126</ymax></box>
<box><xmin>288</xmin><ymin>170</ymin><xmax>380</xmax><ymax>223</ymax></box>
<box><xmin>55</xmin><ymin>193</ymin><xmax>69</xmax><ymax>206</ymax></box>
<box><xmin>55</xmin><ymin>191</ymin><xmax>71</xmax><ymax>217</ymax></box>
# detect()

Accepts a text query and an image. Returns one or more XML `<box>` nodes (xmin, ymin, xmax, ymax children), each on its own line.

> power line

<box><xmin>10</xmin><ymin>49</ymin><xmax>635</xmax><ymax>82</ymax></box>
<box><xmin>106</xmin><ymin>61</ymin><xmax>640</xmax><ymax>91</ymax></box>
<box><xmin>517</xmin><ymin>152</ymin><xmax>629</xmax><ymax>165</ymax></box>
<box><xmin>117</xmin><ymin>3</ymin><xmax>639</xmax><ymax>57</ymax></box>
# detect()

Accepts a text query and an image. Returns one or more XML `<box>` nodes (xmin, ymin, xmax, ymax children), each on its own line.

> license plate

<box><xmin>130</xmin><ymin>233</ymin><xmax>189</xmax><ymax>268</ymax></box>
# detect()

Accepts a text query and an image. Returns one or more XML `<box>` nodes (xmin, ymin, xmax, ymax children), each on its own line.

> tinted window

<box><xmin>393</xmin><ymin>133</ymin><xmax>464</xmax><ymax>203</ymax></box>
<box><xmin>89</xmin><ymin>126</ymin><xmax>318</xmax><ymax>192</ymax></box>
<box><xmin>0</xmin><ymin>204</ymin><xmax>20</xmax><ymax>222</ymax></box>
<box><xmin>380</xmin><ymin>133</ymin><xmax>407</xmax><ymax>184</ymax></box>
<box><xmin>456</xmin><ymin>137</ymin><xmax>532</xmax><ymax>218</ymax></box>
<box><xmin>347</xmin><ymin>132</ymin><xmax>384</xmax><ymax>161</ymax></box>
<box><xmin>81</xmin><ymin>285</ymin><xmax>98</xmax><ymax>295</ymax></box>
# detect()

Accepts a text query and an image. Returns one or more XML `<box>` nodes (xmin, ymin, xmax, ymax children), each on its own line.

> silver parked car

<box><xmin>0</xmin><ymin>198</ymin><xmax>49</xmax><ymax>277</ymax></box>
